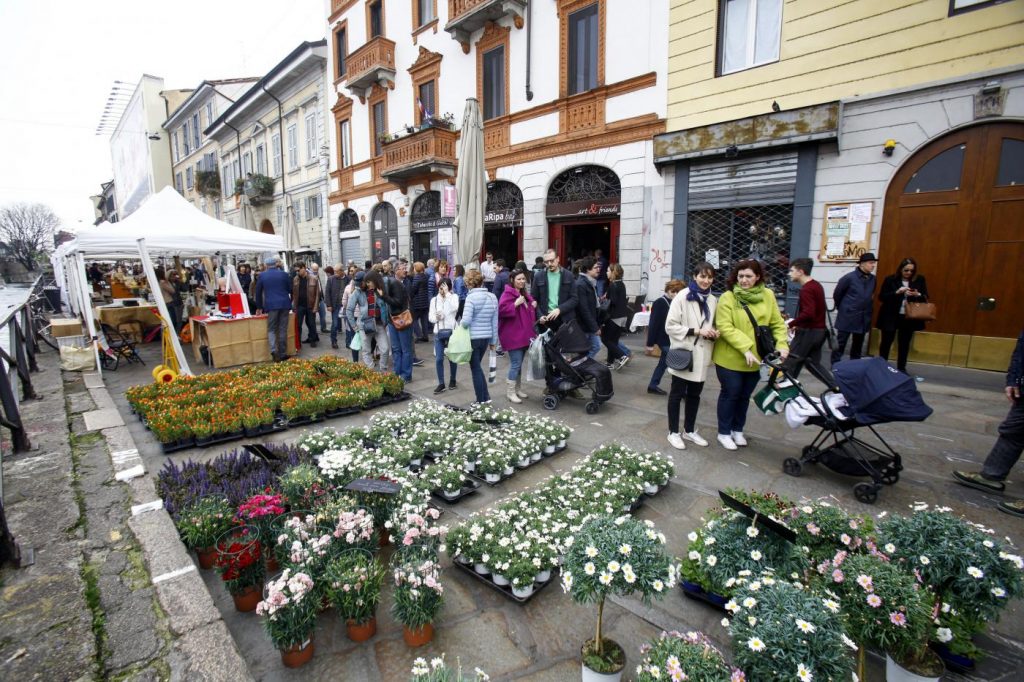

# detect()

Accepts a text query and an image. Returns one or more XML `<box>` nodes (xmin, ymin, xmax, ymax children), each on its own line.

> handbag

<box><xmin>665</xmin><ymin>348</ymin><xmax>693</xmax><ymax>371</ymax></box>
<box><xmin>740</xmin><ymin>301</ymin><xmax>776</xmax><ymax>359</ymax></box>
<box><xmin>445</xmin><ymin>325</ymin><xmax>473</xmax><ymax>364</ymax></box>
<box><xmin>905</xmin><ymin>300</ymin><xmax>937</xmax><ymax>322</ymax></box>
<box><xmin>348</xmin><ymin>331</ymin><xmax>362</xmax><ymax>352</ymax></box>
<box><xmin>390</xmin><ymin>308</ymin><xmax>413</xmax><ymax>330</ymax></box>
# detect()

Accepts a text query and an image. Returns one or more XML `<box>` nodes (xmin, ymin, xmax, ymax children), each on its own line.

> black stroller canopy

<box><xmin>833</xmin><ymin>357</ymin><xmax>933</xmax><ymax>426</ymax></box>
<box><xmin>549</xmin><ymin>319</ymin><xmax>591</xmax><ymax>355</ymax></box>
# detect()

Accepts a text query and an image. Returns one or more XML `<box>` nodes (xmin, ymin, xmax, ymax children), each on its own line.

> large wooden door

<box><xmin>880</xmin><ymin>122</ymin><xmax>1024</xmax><ymax>366</ymax></box>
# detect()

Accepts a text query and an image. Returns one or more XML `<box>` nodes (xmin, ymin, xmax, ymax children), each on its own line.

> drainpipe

<box><xmin>525</xmin><ymin>0</ymin><xmax>534</xmax><ymax>101</ymax></box>
<box><xmin>223</xmin><ymin>120</ymin><xmax>245</xmax><ymax>227</ymax></box>
<box><xmin>262</xmin><ymin>83</ymin><xmax>287</xmax><ymax>198</ymax></box>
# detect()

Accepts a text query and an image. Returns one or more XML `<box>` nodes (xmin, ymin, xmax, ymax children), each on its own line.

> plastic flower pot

<box><xmin>280</xmin><ymin>637</ymin><xmax>315</xmax><ymax>668</ymax></box>
<box><xmin>346</xmin><ymin>617</ymin><xmax>377</xmax><ymax>642</ymax></box>
<box><xmin>403</xmin><ymin>623</ymin><xmax>434</xmax><ymax>647</ymax></box>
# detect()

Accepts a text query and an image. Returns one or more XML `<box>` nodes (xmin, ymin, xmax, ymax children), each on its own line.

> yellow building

<box><xmin>656</xmin><ymin>0</ymin><xmax>1024</xmax><ymax>370</ymax></box>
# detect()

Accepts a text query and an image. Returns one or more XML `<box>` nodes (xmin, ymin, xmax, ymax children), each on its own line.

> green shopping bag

<box><xmin>445</xmin><ymin>325</ymin><xmax>472</xmax><ymax>365</ymax></box>
<box><xmin>349</xmin><ymin>331</ymin><xmax>362</xmax><ymax>352</ymax></box>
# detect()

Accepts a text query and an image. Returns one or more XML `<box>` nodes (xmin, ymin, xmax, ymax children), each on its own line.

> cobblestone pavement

<box><xmin>5</xmin><ymin>335</ymin><xmax>1023</xmax><ymax>681</ymax></box>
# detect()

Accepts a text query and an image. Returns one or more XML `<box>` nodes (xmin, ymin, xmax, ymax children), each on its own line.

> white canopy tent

<box><xmin>57</xmin><ymin>187</ymin><xmax>285</xmax><ymax>376</ymax></box>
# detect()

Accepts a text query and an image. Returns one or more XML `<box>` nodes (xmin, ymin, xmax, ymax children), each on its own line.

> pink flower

<box><xmin>403</xmin><ymin>535</ymin><xmax>415</xmax><ymax>546</ymax></box>
<box><xmin>806</xmin><ymin>522</ymin><xmax>821</xmax><ymax>536</ymax></box>
<box><xmin>832</xmin><ymin>569</ymin><xmax>845</xmax><ymax>583</ymax></box>
<box><xmin>867</xmin><ymin>594</ymin><xmax>882</xmax><ymax>608</ymax></box>
<box><xmin>889</xmin><ymin>611</ymin><xmax>907</xmax><ymax>627</ymax></box>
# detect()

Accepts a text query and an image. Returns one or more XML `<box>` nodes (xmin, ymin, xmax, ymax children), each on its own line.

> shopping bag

<box><xmin>445</xmin><ymin>325</ymin><xmax>472</xmax><ymax>364</ymax></box>
<box><xmin>349</xmin><ymin>330</ymin><xmax>362</xmax><ymax>352</ymax></box>
<box><xmin>526</xmin><ymin>333</ymin><xmax>546</xmax><ymax>381</ymax></box>
<box><xmin>60</xmin><ymin>344</ymin><xmax>96</xmax><ymax>371</ymax></box>
<box><xmin>488</xmin><ymin>349</ymin><xmax>497</xmax><ymax>384</ymax></box>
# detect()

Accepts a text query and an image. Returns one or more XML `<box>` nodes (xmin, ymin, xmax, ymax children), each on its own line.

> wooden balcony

<box><xmin>381</xmin><ymin>125</ymin><xmax>459</xmax><ymax>188</ymax></box>
<box><xmin>344</xmin><ymin>36</ymin><xmax>396</xmax><ymax>100</ymax></box>
<box><xmin>445</xmin><ymin>0</ymin><xmax>526</xmax><ymax>50</ymax></box>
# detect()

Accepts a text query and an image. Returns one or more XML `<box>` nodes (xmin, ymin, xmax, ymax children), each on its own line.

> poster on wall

<box><xmin>437</xmin><ymin>227</ymin><xmax>453</xmax><ymax>247</ymax></box>
<box><xmin>819</xmin><ymin>201</ymin><xmax>873</xmax><ymax>262</ymax></box>
<box><xmin>442</xmin><ymin>185</ymin><xmax>457</xmax><ymax>218</ymax></box>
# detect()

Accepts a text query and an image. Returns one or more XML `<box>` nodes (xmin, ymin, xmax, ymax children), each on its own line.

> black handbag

<box><xmin>665</xmin><ymin>348</ymin><xmax>693</xmax><ymax>371</ymax></box>
<box><xmin>740</xmin><ymin>301</ymin><xmax>776</xmax><ymax>358</ymax></box>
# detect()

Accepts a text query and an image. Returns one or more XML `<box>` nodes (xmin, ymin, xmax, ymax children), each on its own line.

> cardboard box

<box><xmin>50</xmin><ymin>318</ymin><xmax>85</xmax><ymax>338</ymax></box>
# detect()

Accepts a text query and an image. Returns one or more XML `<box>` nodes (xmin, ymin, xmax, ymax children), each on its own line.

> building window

<box><xmin>334</xmin><ymin>25</ymin><xmax>347</xmax><ymax>79</ymax></box>
<box><xmin>417</xmin><ymin>81</ymin><xmax>435</xmax><ymax>125</ymax></box>
<box><xmin>305</xmin><ymin>113</ymin><xmax>317</xmax><ymax>162</ymax></box>
<box><xmin>949</xmin><ymin>0</ymin><xmax>1008</xmax><ymax>15</ymax></box>
<box><xmin>214</xmin><ymin>199</ymin><xmax>221</xmax><ymax>219</ymax></box>
<box><xmin>287</xmin><ymin>124</ymin><xmax>298</xmax><ymax>169</ymax></box>
<box><xmin>256</xmin><ymin>144</ymin><xmax>266</xmax><ymax>175</ymax></box>
<box><xmin>185</xmin><ymin>167</ymin><xmax>194</xmax><ymax>190</ymax></box>
<box><xmin>192</xmin><ymin>113</ymin><xmax>201</xmax><ymax>148</ymax></box>
<box><xmin>175</xmin><ymin>172</ymin><xmax>183</xmax><ymax>192</ymax></box>
<box><xmin>414</xmin><ymin>0</ymin><xmax>436</xmax><ymax>28</ymax></box>
<box><xmin>339</xmin><ymin>119</ymin><xmax>352</xmax><ymax>169</ymax></box>
<box><xmin>368</xmin><ymin>0</ymin><xmax>384</xmax><ymax>38</ymax></box>
<box><xmin>305</xmin><ymin>195</ymin><xmax>322</xmax><ymax>220</ymax></box>
<box><xmin>718</xmin><ymin>0</ymin><xmax>783</xmax><ymax>75</ymax></box>
<box><xmin>242</xmin><ymin>151</ymin><xmax>253</xmax><ymax>176</ymax></box>
<box><xmin>272</xmin><ymin>133</ymin><xmax>282</xmax><ymax>176</ymax></box>
<box><xmin>483</xmin><ymin>46</ymin><xmax>505</xmax><ymax>120</ymax></box>
<box><xmin>173</xmin><ymin>131</ymin><xmax>180</xmax><ymax>162</ymax></box>
<box><xmin>205</xmin><ymin>101</ymin><xmax>214</xmax><ymax>127</ymax></box>
<box><xmin>276</xmin><ymin>205</ymin><xmax>284</xmax><ymax>227</ymax></box>
<box><xmin>222</xmin><ymin>164</ymin><xmax>231</xmax><ymax>198</ymax></box>
<box><xmin>567</xmin><ymin>3</ymin><xmax>598</xmax><ymax>95</ymax></box>
<box><xmin>182</xmin><ymin>122</ymin><xmax>191</xmax><ymax>155</ymax></box>
<box><xmin>372</xmin><ymin>101</ymin><xmax>386</xmax><ymax>156</ymax></box>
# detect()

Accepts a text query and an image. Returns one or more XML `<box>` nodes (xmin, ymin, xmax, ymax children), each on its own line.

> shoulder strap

<box><xmin>739</xmin><ymin>300</ymin><xmax>759</xmax><ymax>328</ymax></box>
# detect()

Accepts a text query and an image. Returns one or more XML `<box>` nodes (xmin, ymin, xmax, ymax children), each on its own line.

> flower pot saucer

<box><xmin>430</xmin><ymin>480</ymin><xmax>480</xmax><ymax>505</ymax></box>
<box><xmin>468</xmin><ymin>468</ymin><xmax>516</xmax><ymax>487</ymax></box>
<box><xmin>453</xmin><ymin>560</ymin><xmax>555</xmax><ymax>603</ymax></box>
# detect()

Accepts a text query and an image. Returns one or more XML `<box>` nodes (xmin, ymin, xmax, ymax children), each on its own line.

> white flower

<box><xmin>687</xmin><ymin>531</ymin><xmax>698</xmax><ymax>542</ymax></box>
<box><xmin>822</xmin><ymin>598</ymin><xmax>840</xmax><ymax>613</ymax></box>
<box><xmin>706</xmin><ymin>555</ymin><xmax>717</xmax><ymax>567</ymax></box>
<box><xmin>721</xmin><ymin>617</ymin><xmax>731</xmax><ymax>628</ymax></box>
<box><xmin>725</xmin><ymin>599</ymin><xmax>740</xmax><ymax>614</ymax></box>
<box><xmin>585</xmin><ymin>545</ymin><xmax>598</xmax><ymax>558</ymax></box>
<box><xmin>841</xmin><ymin>633</ymin><xmax>859</xmax><ymax>650</ymax></box>
<box><xmin>584</xmin><ymin>562</ymin><xmax>596</xmax><ymax>576</ymax></box>
<box><xmin>619</xmin><ymin>544</ymin><xmax>632</xmax><ymax>556</ymax></box>
<box><xmin>750</xmin><ymin>550</ymin><xmax>763</xmax><ymax>561</ymax></box>
<box><xmin>747</xmin><ymin>637</ymin><xmax>766</xmax><ymax>652</ymax></box>
<box><xmin>967</xmin><ymin>566</ymin><xmax>984</xmax><ymax>579</ymax></box>
<box><xmin>919</xmin><ymin>556</ymin><xmax>930</xmax><ymax>565</ymax></box>
<box><xmin>795</xmin><ymin>618</ymin><xmax>816</xmax><ymax>634</ymax></box>
<box><xmin>935</xmin><ymin>627</ymin><xmax>953</xmax><ymax>643</ymax></box>
<box><xmin>747</xmin><ymin>616</ymin><xmax>757</xmax><ymax>626</ymax></box>
<box><xmin>688</xmin><ymin>550</ymin><xmax>701</xmax><ymax>561</ymax></box>
<box><xmin>797</xmin><ymin>663</ymin><xmax>813</xmax><ymax>681</ymax></box>
<box><xmin>653</xmin><ymin>579</ymin><xmax>664</xmax><ymax>592</ymax></box>
<box><xmin>607</xmin><ymin>560</ymin><xmax>621</xmax><ymax>573</ymax></box>
<box><xmin>742</xmin><ymin>597</ymin><xmax>758</xmax><ymax>608</ymax></box>
<box><xmin>746</xmin><ymin>526</ymin><xmax>759</xmax><ymax>538</ymax></box>
<box><xmin>884</xmin><ymin>543</ymin><xmax>896</xmax><ymax>554</ymax></box>
<box><xmin>841</xmin><ymin>533</ymin><xmax>852</xmax><ymax>545</ymax></box>
<box><xmin>991</xmin><ymin>586</ymin><xmax>1006</xmax><ymax>598</ymax></box>
<box><xmin>599</xmin><ymin>572</ymin><xmax>613</xmax><ymax>586</ymax></box>
<box><xmin>704</xmin><ymin>536</ymin><xmax>716</xmax><ymax>546</ymax></box>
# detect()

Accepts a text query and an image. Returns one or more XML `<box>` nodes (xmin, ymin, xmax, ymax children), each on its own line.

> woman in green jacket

<box><xmin>712</xmin><ymin>259</ymin><xmax>789</xmax><ymax>450</ymax></box>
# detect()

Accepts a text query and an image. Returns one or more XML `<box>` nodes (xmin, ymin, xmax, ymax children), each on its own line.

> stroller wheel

<box><xmin>801</xmin><ymin>445</ymin><xmax>820</xmax><ymax>459</ymax></box>
<box><xmin>542</xmin><ymin>395</ymin><xmax>560</xmax><ymax>411</ymax></box>
<box><xmin>783</xmin><ymin>457</ymin><xmax>803</xmax><ymax>477</ymax></box>
<box><xmin>853</xmin><ymin>482</ymin><xmax>879</xmax><ymax>505</ymax></box>
<box><xmin>585</xmin><ymin>400</ymin><xmax>600</xmax><ymax>415</ymax></box>
<box><xmin>880</xmin><ymin>466</ymin><xmax>900</xmax><ymax>485</ymax></box>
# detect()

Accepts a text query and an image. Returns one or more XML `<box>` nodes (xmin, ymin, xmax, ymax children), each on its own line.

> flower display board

<box><xmin>444</xmin><ymin>443</ymin><xmax>675</xmax><ymax>602</ymax></box>
<box><xmin>126</xmin><ymin>357</ymin><xmax>406</xmax><ymax>450</ymax></box>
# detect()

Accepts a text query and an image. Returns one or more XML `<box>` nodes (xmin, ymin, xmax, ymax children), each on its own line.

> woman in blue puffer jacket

<box><xmin>460</xmin><ymin>268</ymin><xmax>498</xmax><ymax>404</ymax></box>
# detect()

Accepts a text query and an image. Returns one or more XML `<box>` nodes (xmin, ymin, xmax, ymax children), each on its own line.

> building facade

<box><xmin>90</xmin><ymin>180</ymin><xmax>117</xmax><ymax>225</ymax></box>
<box><xmin>164</xmin><ymin>79</ymin><xmax>258</xmax><ymax>220</ymax></box>
<box><xmin>323</xmin><ymin>0</ymin><xmax>669</xmax><ymax>294</ymax></box>
<box><xmin>657</xmin><ymin>0</ymin><xmax>1024</xmax><ymax>369</ymax></box>
<box><xmin>205</xmin><ymin>42</ymin><xmax>331</xmax><ymax>261</ymax></box>
<box><xmin>109</xmin><ymin>75</ymin><xmax>191</xmax><ymax>219</ymax></box>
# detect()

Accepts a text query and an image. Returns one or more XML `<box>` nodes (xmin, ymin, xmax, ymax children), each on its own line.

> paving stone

<box><xmin>260</xmin><ymin>645</ymin><xmax>376</xmax><ymax>682</ymax></box>
<box><xmin>67</xmin><ymin>391</ymin><xmax>97</xmax><ymax>414</ymax></box>
<box><xmin>82</xmin><ymin>407</ymin><xmax>124</xmax><ymax>431</ymax></box>
<box><xmin>103</xmin><ymin>424</ymin><xmax>139</xmax><ymax>457</ymax></box>
<box><xmin>168</xmin><ymin>620</ymin><xmax>253</xmax><ymax>682</ymax></box>
<box><xmin>88</xmin><ymin>386</ymin><xmax>118</xmax><ymax>411</ymax></box>
<box><xmin>105</xmin><ymin>591</ymin><xmax>162</xmax><ymax>673</ymax></box>
<box><xmin>129</xmin><ymin>510</ymin><xmax>195</xmax><ymax>578</ymax></box>
<box><xmin>83</xmin><ymin>372</ymin><xmax>104</xmax><ymax>389</ymax></box>
<box><xmin>155</xmin><ymin>569</ymin><xmax>222</xmax><ymax>636</ymax></box>
<box><xmin>512</xmin><ymin>658</ymin><xmax>580</xmax><ymax>682</ymax></box>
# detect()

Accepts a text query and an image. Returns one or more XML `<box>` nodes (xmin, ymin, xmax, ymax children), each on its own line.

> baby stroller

<box><xmin>759</xmin><ymin>355</ymin><xmax>932</xmax><ymax>504</ymax></box>
<box><xmin>540</xmin><ymin>319</ymin><xmax>613</xmax><ymax>414</ymax></box>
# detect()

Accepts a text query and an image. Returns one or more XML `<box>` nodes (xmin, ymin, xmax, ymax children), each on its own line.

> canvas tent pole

<box><xmin>76</xmin><ymin>251</ymin><xmax>102</xmax><ymax>376</ymax></box>
<box><xmin>136</xmin><ymin>238</ymin><xmax>192</xmax><ymax>376</ymax></box>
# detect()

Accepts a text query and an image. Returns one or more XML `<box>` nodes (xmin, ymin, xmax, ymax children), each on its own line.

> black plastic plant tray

<box><xmin>680</xmin><ymin>580</ymin><xmax>728</xmax><ymax>612</ymax></box>
<box><xmin>467</xmin><ymin>468</ymin><xmax>516</xmax><ymax>487</ymax></box>
<box><xmin>453</xmin><ymin>560</ymin><xmax>555</xmax><ymax>604</ymax></box>
<box><xmin>160</xmin><ymin>437</ymin><xmax>195</xmax><ymax>455</ymax></box>
<box><xmin>643</xmin><ymin>481</ymin><xmax>670</xmax><ymax>498</ymax></box>
<box><xmin>325</xmin><ymin>407</ymin><xmax>360</xmax><ymax>418</ymax></box>
<box><xmin>430</xmin><ymin>479</ymin><xmax>480</xmax><ymax>504</ymax></box>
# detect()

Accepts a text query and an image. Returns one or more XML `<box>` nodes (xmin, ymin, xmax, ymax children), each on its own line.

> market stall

<box><xmin>190</xmin><ymin>313</ymin><xmax>296</xmax><ymax>368</ymax></box>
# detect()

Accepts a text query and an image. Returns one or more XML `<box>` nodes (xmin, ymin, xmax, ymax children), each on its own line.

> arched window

<box><xmin>338</xmin><ymin>208</ymin><xmax>359</xmax><ymax>233</ymax></box>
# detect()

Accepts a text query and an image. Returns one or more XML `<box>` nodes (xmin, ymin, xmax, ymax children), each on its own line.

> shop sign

<box><xmin>437</xmin><ymin>227</ymin><xmax>453</xmax><ymax>246</ymax></box>
<box><xmin>546</xmin><ymin>198</ymin><xmax>620</xmax><ymax>219</ymax></box>
<box><xmin>484</xmin><ymin>207</ymin><xmax>522</xmax><ymax>224</ymax></box>
<box><xmin>442</xmin><ymin>185</ymin><xmax>457</xmax><ymax>217</ymax></box>
<box><xmin>411</xmin><ymin>216</ymin><xmax>454</xmax><ymax>231</ymax></box>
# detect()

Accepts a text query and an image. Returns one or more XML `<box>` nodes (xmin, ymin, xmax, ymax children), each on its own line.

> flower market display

<box><xmin>446</xmin><ymin>443</ymin><xmax>674</xmax><ymax>602</ymax></box>
<box><xmin>323</xmin><ymin>550</ymin><xmax>385</xmax><ymax>642</ymax></box>
<box><xmin>393</xmin><ymin>556</ymin><xmax>445</xmax><ymax>646</ymax></box>
<box><xmin>561</xmin><ymin>515</ymin><xmax>679</xmax><ymax>680</ymax></box>
<box><xmin>256</xmin><ymin>569</ymin><xmax>318</xmax><ymax>667</ymax></box>
<box><xmin>126</xmin><ymin>356</ymin><xmax>406</xmax><ymax>449</ymax></box>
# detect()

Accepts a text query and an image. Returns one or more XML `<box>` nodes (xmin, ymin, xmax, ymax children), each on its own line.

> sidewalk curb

<box><xmin>85</xmin><ymin>378</ymin><xmax>253</xmax><ymax>681</ymax></box>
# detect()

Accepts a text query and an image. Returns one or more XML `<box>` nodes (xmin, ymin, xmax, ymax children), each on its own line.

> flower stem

<box><xmin>595</xmin><ymin>597</ymin><xmax>604</xmax><ymax>658</ymax></box>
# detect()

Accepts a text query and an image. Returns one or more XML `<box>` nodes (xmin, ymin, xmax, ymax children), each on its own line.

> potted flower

<box><xmin>332</xmin><ymin>508</ymin><xmax>377</xmax><ymax>554</ymax></box>
<box><xmin>726</xmin><ymin>574</ymin><xmax>855</xmax><ymax>682</ymax></box>
<box><xmin>431</xmin><ymin>461</ymin><xmax>466</xmax><ymax>500</ymax></box>
<box><xmin>876</xmin><ymin>504</ymin><xmax>1024</xmax><ymax>671</ymax></box>
<box><xmin>214</xmin><ymin>525</ymin><xmax>265</xmax><ymax>612</ymax></box>
<box><xmin>392</xmin><ymin>557</ymin><xmax>445</xmax><ymax>647</ymax></box>
<box><xmin>323</xmin><ymin>551</ymin><xmax>385</xmax><ymax>642</ymax></box>
<box><xmin>816</xmin><ymin>552</ymin><xmax>939</xmax><ymax>681</ymax></box>
<box><xmin>277</xmin><ymin>464</ymin><xmax>326</xmax><ymax>510</ymax></box>
<box><xmin>274</xmin><ymin>513</ymin><xmax>334</xmax><ymax>571</ymax></box>
<box><xmin>561</xmin><ymin>515</ymin><xmax>678</xmax><ymax>681</ymax></box>
<box><xmin>635</xmin><ymin>630</ymin><xmax>740</xmax><ymax>681</ymax></box>
<box><xmin>507</xmin><ymin>555</ymin><xmax>541</xmax><ymax>599</ymax></box>
<box><xmin>789</xmin><ymin>499</ymin><xmax>872</xmax><ymax>565</ymax></box>
<box><xmin>410</xmin><ymin>655</ymin><xmax>489</xmax><ymax>681</ymax></box>
<box><xmin>256</xmin><ymin>569</ymin><xmax>317</xmax><ymax>667</ymax></box>
<box><xmin>387</xmin><ymin>503</ymin><xmax>447</xmax><ymax>557</ymax></box>
<box><xmin>477</xmin><ymin>451</ymin><xmax>506</xmax><ymax>483</ymax></box>
<box><xmin>175</xmin><ymin>496</ymin><xmax>234</xmax><ymax>569</ymax></box>
<box><xmin>237</xmin><ymin>491</ymin><xmax>286</xmax><ymax>572</ymax></box>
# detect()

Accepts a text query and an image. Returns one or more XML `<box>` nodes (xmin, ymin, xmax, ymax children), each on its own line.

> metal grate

<box><xmin>686</xmin><ymin>203</ymin><xmax>793</xmax><ymax>297</ymax></box>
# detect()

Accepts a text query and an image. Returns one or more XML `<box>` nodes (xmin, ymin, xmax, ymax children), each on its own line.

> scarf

<box><xmin>732</xmin><ymin>283</ymin><xmax>766</xmax><ymax>306</ymax></box>
<box><xmin>687</xmin><ymin>280</ymin><xmax>711</xmax><ymax>322</ymax></box>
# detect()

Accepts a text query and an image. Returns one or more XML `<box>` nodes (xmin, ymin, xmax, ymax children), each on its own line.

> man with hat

<box><xmin>831</xmin><ymin>252</ymin><xmax>878</xmax><ymax>365</ymax></box>
<box><xmin>254</xmin><ymin>256</ymin><xmax>293</xmax><ymax>362</ymax></box>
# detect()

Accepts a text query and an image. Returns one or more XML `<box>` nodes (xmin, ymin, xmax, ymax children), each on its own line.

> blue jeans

<box><xmin>716</xmin><ymin>365</ymin><xmax>761</xmax><ymax>435</ymax></box>
<box><xmin>469</xmin><ymin>337</ymin><xmax>491</xmax><ymax>403</ymax></box>
<box><xmin>980</xmin><ymin>398</ymin><xmax>1024</xmax><ymax>481</ymax></box>
<box><xmin>507</xmin><ymin>347</ymin><xmax>526</xmax><ymax>380</ymax></box>
<box><xmin>330</xmin><ymin>307</ymin><xmax>341</xmax><ymax>343</ymax></box>
<box><xmin>587</xmin><ymin>333</ymin><xmax>602</xmax><ymax>360</ymax></box>
<box><xmin>344</xmin><ymin>328</ymin><xmax>358</xmax><ymax>362</ymax></box>
<box><xmin>649</xmin><ymin>344</ymin><xmax>669</xmax><ymax>388</ymax></box>
<box><xmin>387</xmin><ymin>324</ymin><xmax>414</xmax><ymax>382</ymax></box>
<box><xmin>434</xmin><ymin>333</ymin><xmax>458</xmax><ymax>384</ymax></box>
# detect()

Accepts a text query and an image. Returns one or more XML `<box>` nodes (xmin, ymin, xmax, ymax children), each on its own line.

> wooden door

<box><xmin>881</xmin><ymin>122</ymin><xmax>1024</xmax><ymax>341</ymax></box>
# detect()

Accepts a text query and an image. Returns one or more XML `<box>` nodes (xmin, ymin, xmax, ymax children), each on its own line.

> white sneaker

<box><xmin>667</xmin><ymin>433</ymin><xmax>686</xmax><ymax>450</ymax></box>
<box><xmin>717</xmin><ymin>434</ymin><xmax>738</xmax><ymax>451</ymax></box>
<box><xmin>731</xmin><ymin>431</ymin><xmax>748</xmax><ymax>447</ymax></box>
<box><xmin>683</xmin><ymin>431</ymin><xmax>709</xmax><ymax>447</ymax></box>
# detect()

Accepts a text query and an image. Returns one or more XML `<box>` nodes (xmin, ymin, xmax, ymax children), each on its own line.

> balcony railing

<box><xmin>381</xmin><ymin>125</ymin><xmax>459</xmax><ymax>186</ymax></box>
<box><xmin>344</xmin><ymin>36</ymin><xmax>397</xmax><ymax>99</ymax></box>
<box><xmin>446</xmin><ymin>0</ymin><xmax>526</xmax><ymax>47</ymax></box>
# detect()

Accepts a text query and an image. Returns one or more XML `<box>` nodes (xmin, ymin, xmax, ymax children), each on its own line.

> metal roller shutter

<box><xmin>688</xmin><ymin>151</ymin><xmax>798</xmax><ymax>210</ymax></box>
<box><xmin>341</xmin><ymin>237</ymin><xmax>362</xmax><ymax>266</ymax></box>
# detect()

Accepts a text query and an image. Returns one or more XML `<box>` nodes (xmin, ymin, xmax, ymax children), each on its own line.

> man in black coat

<box><xmin>953</xmin><ymin>330</ymin><xmax>1024</xmax><ymax>518</ymax></box>
<box><xmin>831</xmin><ymin>252</ymin><xmax>877</xmax><ymax>365</ymax></box>
<box><xmin>574</xmin><ymin>256</ymin><xmax>603</xmax><ymax>359</ymax></box>
<box><xmin>532</xmin><ymin>248</ymin><xmax>578</xmax><ymax>330</ymax></box>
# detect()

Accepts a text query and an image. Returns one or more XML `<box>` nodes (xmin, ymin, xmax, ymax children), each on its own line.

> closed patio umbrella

<box><xmin>283</xmin><ymin>194</ymin><xmax>301</xmax><ymax>253</ymax></box>
<box><xmin>453</xmin><ymin>98</ymin><xmax>485</xmax><ymax>267</ymax></box>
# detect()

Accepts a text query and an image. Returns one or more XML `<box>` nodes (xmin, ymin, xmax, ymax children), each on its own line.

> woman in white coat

<box><xmin>428</xmin><ymin>277</ymin><xmax>461</xmax><ymax>394</ymax></box>
<box><xmin>664</xmin><ymin>262</ymin><xmax>720</xmax><ymax>450</ymax></box>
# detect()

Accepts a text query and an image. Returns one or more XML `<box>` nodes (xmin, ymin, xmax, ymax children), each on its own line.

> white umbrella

<box><xmin>283</xmin><ymin>194</ymin><xmax>301</xmax><ymax>252</ymax></box>
<box><xmin>453</xmin><ymin>98</ymin><xmax>485</xmax><ymax>267</ymax></box>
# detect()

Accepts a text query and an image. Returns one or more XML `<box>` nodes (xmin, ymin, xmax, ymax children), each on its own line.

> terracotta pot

<box><xmin>279</xmin><ymin>638</ymin><xmax>315</xmax><ymax>668</ymax></box>
<box><xmin>346</xmin><ymin>617</ymin><xmax>377</xmax><ymax>642</ymax></box>
<box><xmin>195</xmin><ymin>546</ymin><xmax>216</xmax><ymax>570</ymax></box>
<box><xmin>231</xmin><ymin>584</ymin><xmax>261</xmax><ymax>612</ymax></box>
<box><xmin>379</xmin><ymin>530</ymin><xmax>390</xmax><ymax>548</ymax></box>
<box><xmin>403</xmin><ymin>623</ymin><xmax>434</xmax><ymax>647</ymax></box>
<box><xmin>266</xmin><ymin>554</ymin><xmax>280</xmax><ymax>574</ymax></box>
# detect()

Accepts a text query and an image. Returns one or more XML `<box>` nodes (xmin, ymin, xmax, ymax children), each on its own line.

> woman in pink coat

<box><xmin>497</xmin><ymin>269</ymin><xmax>538</xmax><ymax>404</ymax></box>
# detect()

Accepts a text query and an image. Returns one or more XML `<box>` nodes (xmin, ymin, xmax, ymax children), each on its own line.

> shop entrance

<box><xmin>547</xmin><ymin>221</ymin><xmax>616</xmax><ymax>268</ymax></box>
<box><xmin>545</xmin><ymin>165</ymin><xmax>621</xmax><ymax>269</ymax></box>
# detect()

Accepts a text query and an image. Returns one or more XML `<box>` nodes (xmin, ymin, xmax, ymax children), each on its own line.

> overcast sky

<box><xmin>0</xmin><ymin>0</ymin><xmax>325</xmax><ymax>231</ymax></box>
